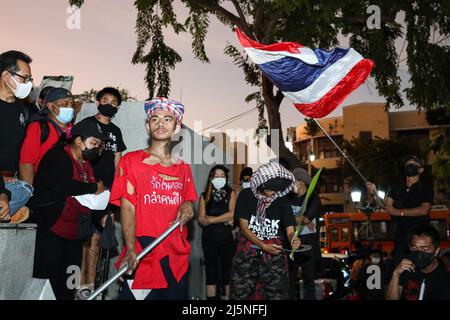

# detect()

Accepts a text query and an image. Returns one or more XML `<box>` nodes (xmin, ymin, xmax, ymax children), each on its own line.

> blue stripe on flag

<box><xmin>258</xmin><ymin>48</ymin><xmax>350</xmax><ymax>92</ymax></box>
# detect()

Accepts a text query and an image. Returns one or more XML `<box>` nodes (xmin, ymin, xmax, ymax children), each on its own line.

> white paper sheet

<box><xmin>73</xmin><ymin>190</ymin><xmax>110</xmax><ymax>210</ymax></box>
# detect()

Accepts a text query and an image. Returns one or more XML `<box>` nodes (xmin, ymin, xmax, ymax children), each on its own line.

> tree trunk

<box><xmin>261</xmin><ymin>75</ymin><xmax>302</xmax><ymax>170</ymax></box>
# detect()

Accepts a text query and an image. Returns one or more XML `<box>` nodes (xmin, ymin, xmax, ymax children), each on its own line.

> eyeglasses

<box><xmin>9</xmin><ymin>71</ymin><xmax>33</xmax><ymax>83</ymax></box>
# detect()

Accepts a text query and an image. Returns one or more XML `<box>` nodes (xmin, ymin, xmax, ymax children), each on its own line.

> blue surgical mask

<box><xmin>242</xmin><ymin>182</ymin><xmax>251</xmax><ymax>189</ymax></box>
<box><xmin>212</xmin><ymin>177</ymin><xmax>226</xmax><ymax>190</ymax></box>
<box><xmin>55</xmin><ymin>107</ymin><xmax>74</xmax><ymax>124</ymax></box>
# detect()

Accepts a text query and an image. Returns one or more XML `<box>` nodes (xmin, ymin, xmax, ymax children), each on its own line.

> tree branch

<box><xmin>231</xmin><ymin>0</ymin><xmax>251</xmax><ymax>33</ymax></box>
<box><xmin>275</xmin><ymin>89</ymin><xmax>284</xmax><ymax>105</ymax></box>
<box><xmin>197</xmin><ymin>1</ymin><xmax>248</xmax><ymax>31</ymax></box>
<box><xmin>262</xmin><ymin>9</ymin><xmax>284</xmax><ymax>42</ymax></box>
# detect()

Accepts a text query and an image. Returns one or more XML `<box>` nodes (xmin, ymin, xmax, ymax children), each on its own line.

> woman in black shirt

<box><xmin>31</xmin><ymin>120</ymin><xmax>108</xmax><ymax>300</ymax></box>
<box><xmin>198</xmin><ymin>165</ymin><xmax>236</xmax><ymax>300</ymax></box>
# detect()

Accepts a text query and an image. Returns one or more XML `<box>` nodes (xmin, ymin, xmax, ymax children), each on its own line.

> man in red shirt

<box><xmin>19</xmin><ymin>88</ymin><xmax>75</xmax><ymax>185</ymax></box>
<box><xmin>110</xmin><ymin>97</ymin><xmax>197</xmax><ymax>300</ymax></box>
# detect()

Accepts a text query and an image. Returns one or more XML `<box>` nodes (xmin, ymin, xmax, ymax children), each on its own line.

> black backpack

<box><xmin>38</xmin><ymin>118</ymin><xmax>52</xmax><ymax>144</ymax></box>
<box><xmin>29</xmin><ymin>109</ymin><xmax>63</xmax><ymax>144</ymax></box>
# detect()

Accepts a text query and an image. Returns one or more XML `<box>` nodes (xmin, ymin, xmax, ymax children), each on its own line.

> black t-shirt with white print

<box><xmin>235</xmin><ymin>188</ymin><xmax>295</xmax><ymax>241</ymax></box>
<box><xmin>0</xmin><ymin>99</ymin><xmax>26</xmax><ymax>172</ymax></box>
<box><xmin>88</xmin><ymin>116</ymin><xmax>126</xmax><ymax>189</ymax></box>
<box><xmin>399</xmin><ymin>262</ymin><xmax>450</xmax><ymax>300</ymax></box>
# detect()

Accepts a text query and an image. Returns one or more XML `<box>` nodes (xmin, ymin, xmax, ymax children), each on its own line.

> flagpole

<box><xmin>312</xmin><ymin>118</ymin><xmax>368</xmax><ymax>184</ymax></box>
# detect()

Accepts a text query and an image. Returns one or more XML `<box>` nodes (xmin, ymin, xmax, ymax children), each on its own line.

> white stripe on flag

<box><xmin>282</xmin><ymin>48</ymin><xmax>363</xmax><ymax>104</ymax></box>
<box><xmin>244</xmin><ymin>46</ymin><xmax>319</xmax><ymax>65</ymax></box>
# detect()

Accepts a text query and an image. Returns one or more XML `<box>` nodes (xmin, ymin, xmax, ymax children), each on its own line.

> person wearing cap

<box><xmin>0</xmin><ymin>50</ymin><xmax>33</xmax><ymax>223</ymax></box>
<box><xmin>229</xmin><ymin>162</ymin><xmax>301</xmax><ymax>300</ymax></box>
<box><xmin>35</xmin><ymin>85</ymin><xmax>55</xmax><ymax>112</ymax></box>
<box><xmin>19</xmin><ymin>87</ymin><xmax>75</xmax><ymax>186</ymax></box>
<box><xmin>109</xmin><ymin>97</ymin><xmax>197</xmax><ymax>300</ymax></box>
<box><xmin>31</xmin><ymin>119</ymin><xmax>107</xmax><ymax>300</ymax></box>
<box><xmin>350</xmin><ymin>246</ymin><xmax>387</xmax><ymax>300</ymax></box>
<box><xmin>235</xmin><ymin>167</ymin><xmax>253</xmax><ymax>194</ymax></box>
<box><xmin>287</xmin><ymin>167</ymin><xmax>322</xmax><ymax>300</ymax></box>
<box><xmin>26</xmin><ymin>85</ymin><xmax>55</xmax><ymax>123</ymax></box>
<box><xmin>366</xmin><ymin>155</ymin><xmax>433</xmax><ymax>265</ymax></box>
<box><xmin>74</xmin><ymin>87</ymin><xmax>126</xmax><ymax>298</ymax></box>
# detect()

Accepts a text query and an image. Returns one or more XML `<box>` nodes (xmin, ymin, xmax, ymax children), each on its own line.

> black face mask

<box><xmin>404</xmin><ymin>164</ymin><xmax>419</xmax><ymax>177</ymax></box>
<box><xmin>98</xmin><ymin>104</ymin><xmax>118</xmax><ymax>118</ymax></box>
<box><xmin>81</xmin><ymin>145</ymin><xmax>100</xmax><ymax>162</ymax></box>
<box><xmin>409</xmin><ymin>250</ymin><xmax>435</xmax><ymax>270</ymax></box>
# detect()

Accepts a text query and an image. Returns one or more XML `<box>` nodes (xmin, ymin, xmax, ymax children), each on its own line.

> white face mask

<box><xmin>242</xmin><ymin>182</ymin><xmax>251</xmax><ymax>189</ymax></box>
<box><xmin>8</xmin><ymin>74</ymin><xmax>32</xmax><ymax>99</ymax></box>
<box><xmin>212</xmin><ymin>177</ymin><xmax>226</xmax><ymax>190</ymax></box>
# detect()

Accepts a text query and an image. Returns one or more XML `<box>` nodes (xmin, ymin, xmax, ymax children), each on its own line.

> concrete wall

<box><xmin>0</xmin><ymin>224</ymin><xmax>37</xmax><ymax>300</ymax></box>
<box><xmin>76</xmin><ymin>103</ymin><xmax>234</xmax><ymax>299</ymax></box>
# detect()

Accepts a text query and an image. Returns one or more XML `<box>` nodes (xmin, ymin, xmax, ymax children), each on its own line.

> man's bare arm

<box><xmin>19</xmin><ymin>163</ymin><xmax>34</xmax><ymax>185</ymax></box>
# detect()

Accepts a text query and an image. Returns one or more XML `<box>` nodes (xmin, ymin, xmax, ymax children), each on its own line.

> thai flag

<box><xmin>236</xmin><ymin>29</ymin><xmax>374</xmax><ymax>118</ymax></box>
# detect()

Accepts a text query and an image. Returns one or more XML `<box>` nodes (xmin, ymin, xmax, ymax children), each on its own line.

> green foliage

<box><xmin>69</xmin><ymin>0</ymin><xmax>84</xmax><ymax>7</ymax></box>
<box><xmin>70</xmin><ymin>0</ymin><xmax>449</xmax><ymax>162</ymax></box>
<box><xmin>73</xmin><ymin>87</ymin><xmax>137</xmax><ymax>103</ymax></box>
<box><xmin>132</xmin><ymin>7</ymin><xmax>182</xmax><ymax>99</ymax></box>
<box><xmin>340</xmin><ymin>136</ymin><xmax>429</xmax><ymax>192</ymax></box>
<box><xmin>426</xmin><ymin>106</ymin><xmax>450</xmax><ymax>125</ymax></box>
<box><xmin>428</xmin><ymin>129</ymin><xmax>450</xmax><ymax>201</ymax></box>
<box><xmin>304</xmin><ymin>118</ymin><xmax>319</xmax><ymax>136</ymax></box>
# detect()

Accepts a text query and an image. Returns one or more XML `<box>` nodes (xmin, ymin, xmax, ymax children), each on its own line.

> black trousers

<box><xmin>201</xmin><ymin>225</ymin><xmax>235</xmax><ymax>287</ymax></box>
<box><xmin>33</xmin><ymin>227</ymin><xmax>83</xmax><ymax>300</ymax></box>
<box><xmin>288</xmin><ymin>233</ymin><xmax>321</xmax><ymax>300</ymax></box>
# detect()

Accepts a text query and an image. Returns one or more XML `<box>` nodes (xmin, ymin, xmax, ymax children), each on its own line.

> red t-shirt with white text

<box><xmin>110</xmin><ymin>150</ymin><xmax>197</xmax><ymax>289</ymax></box>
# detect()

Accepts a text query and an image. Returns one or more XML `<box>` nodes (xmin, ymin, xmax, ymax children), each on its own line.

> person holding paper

<box><xmin>288</xmin><ymin>168</ymin><xmax>322</xmax><ymax>300</ymax></box>
<box><xmin>31</xmin><ymin>119</ymin><xmax>109</xmax><ymax>300</ymax></box>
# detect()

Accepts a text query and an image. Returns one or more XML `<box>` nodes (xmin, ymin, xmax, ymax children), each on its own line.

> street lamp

<box><xmin>350</xmin><ymin>189</ymin><xmax>362</xmax><ymax>203</ymax></box>
<box><xmin>350</xmin><ymin>187</ymin><xmax>384</xmax><ymax>242</ymax></box>
<box><xmin>377</xmin><ymin>190</ymin><xmax>386</xmax><ymax>200</ymax></box>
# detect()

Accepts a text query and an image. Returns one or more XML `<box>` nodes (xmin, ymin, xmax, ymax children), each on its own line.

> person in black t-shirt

<box><xmin>75</xmin><ymin>87</ymin><xmax>126</xmax><ymax>297</ymax></box>
<box><xmin>386</xmin><ymin>224</ymin><xmax>450</xmax><ymax>300</ymax></box>
<box><xmin>198</xmin><ymin>165</ymin><xmax>236</xmax><ymax>300</ymax></box>
<box><xmin>229</xmin><ymin>162</ymin><xmax>301</xmax><ymax>300</ymax></box>
<box><xmin>288</xmin><ymin>168</ymin><xmax>322</xmax><ymax>300</ymax></box>
<box><xmin>32</xmin><ymin>120</ymin><xmax>108</xmax><ymax>300</ymax></box>
<box><xmin>86</xmin><ymin>87</ymin><xmax>127</xmax><ymax>189</ymax></box>
<box><xmin>366</xmin><ymin>155</ymin><xmax>433</xmax><ymax>264</ymax></box>
<box><xmin>0</xmin><ymin>50</ymin><xmax>34</xmax><ymax>223</ymax></box>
